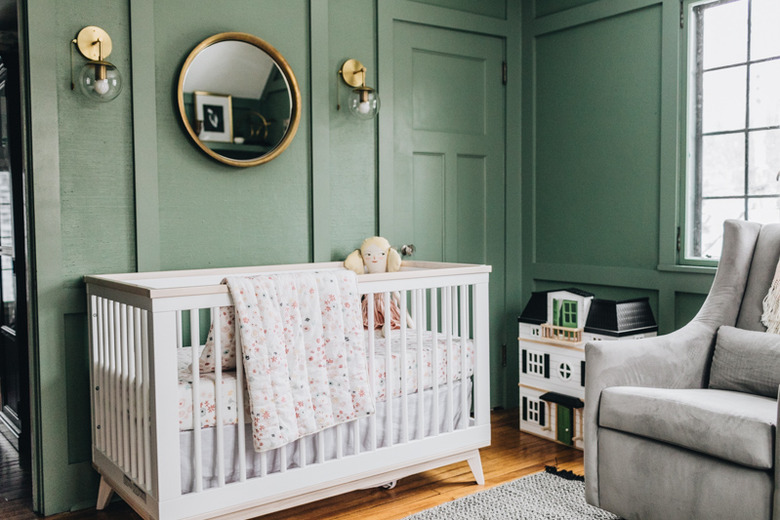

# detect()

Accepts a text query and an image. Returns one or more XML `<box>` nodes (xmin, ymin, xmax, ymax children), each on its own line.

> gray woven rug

<box><xmin>401</xmin><ymin>468</ymin><xmax>620</xmax><ymax>520</ymax></box>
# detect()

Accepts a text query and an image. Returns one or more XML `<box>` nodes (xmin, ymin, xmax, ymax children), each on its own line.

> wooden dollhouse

<box><xmin>518</xmin><ymin>289</ymin><xmax>657</xmax><ymax>449</ymax></box>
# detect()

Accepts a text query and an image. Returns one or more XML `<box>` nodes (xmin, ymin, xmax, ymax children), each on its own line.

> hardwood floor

<box><xmin>0</xmin><ymin>408</ymin><xmax>583</xmax><ymax>520</ymax></box>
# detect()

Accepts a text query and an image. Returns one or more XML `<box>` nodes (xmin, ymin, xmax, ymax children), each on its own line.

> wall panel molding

<box><xmin>531</xmin><ymin>0</ymin><xmax>661</xmax><ymax>36</ymax></box>
<box><xmin>310</xmin><ymin>0</ymin><xmax>330</xmax><ymax>261</ymax></box>
<box><xmin>130</xmin><ymin>0</ymin><xmax>161</xmax><ymax>271</ymax></box>
<box><xmin>520</xmin><ymin>0</ymin><xmax>713</xmax><ymax>335</ymax></box>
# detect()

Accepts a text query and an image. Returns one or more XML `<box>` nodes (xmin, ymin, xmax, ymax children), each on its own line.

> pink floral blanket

<box><xmin>224</xmin><ymin>270</ymin><xmax>374</xmax><ymax>453</ymax></box>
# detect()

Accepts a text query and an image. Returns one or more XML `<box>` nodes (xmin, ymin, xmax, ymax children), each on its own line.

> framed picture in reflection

<box><xmin>194</xmin><ymin>91</ymin><xmax>233</xmax><ymax>143</ymax></box>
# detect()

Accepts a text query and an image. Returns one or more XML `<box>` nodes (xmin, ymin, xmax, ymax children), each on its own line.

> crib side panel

<box><xmin>88</xmin><ymin>267</ymin><xmax>490</xmax><ymax>520</ymax></box>
<box><xmin>89</xmin><ymin>291</ymin><xmax>160</xmax><ymax>516</ymax></box>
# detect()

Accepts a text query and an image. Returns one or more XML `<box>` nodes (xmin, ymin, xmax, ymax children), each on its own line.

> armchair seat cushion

<box><xmin>599</xmin><ymin>387</ymin><xmax>776</xmax><ymax>469</ymax></box>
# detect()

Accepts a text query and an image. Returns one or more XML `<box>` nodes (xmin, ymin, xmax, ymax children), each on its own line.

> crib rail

<box><xmin>87</xmin><ymin>262</ymin><xmax>490</xmax><ymax>520</ymax></box>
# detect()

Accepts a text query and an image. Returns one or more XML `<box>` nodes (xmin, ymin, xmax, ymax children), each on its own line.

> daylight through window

<box><xmin>684</xmin><ymin>0</ymin><xmax>780</xmax><ymax>260</ymax></box>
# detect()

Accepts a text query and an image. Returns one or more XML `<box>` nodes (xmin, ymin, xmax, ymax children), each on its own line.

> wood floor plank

<box><xmin>0</xmin><ymin>409</ymin><xmax>583</xmax><ymax>520</ymax></box>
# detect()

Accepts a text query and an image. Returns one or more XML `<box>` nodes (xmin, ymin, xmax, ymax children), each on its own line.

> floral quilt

<box><xmin>224</xmin><ymin>270</ymin><xmax>374</xmax><ymax>453</ymax></box>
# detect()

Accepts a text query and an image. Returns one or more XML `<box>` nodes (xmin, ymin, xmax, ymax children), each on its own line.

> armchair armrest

<box><xmin>583</xmin><ymin>319</ymin><xmax>718</xmax><ymax>506</ymax></box>
<box><xmin>775</xmin><ymin>386</ymin><xmax>780</xmax><ymax>520</ymax></box>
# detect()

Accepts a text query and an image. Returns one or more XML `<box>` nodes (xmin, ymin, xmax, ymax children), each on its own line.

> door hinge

<box><xmin>679</xmin><ymin>0</ymin><xmax>684</xmax><ymax>29</ymax></box>
<box><xmin>502</xmin><ymin>61</ymin><xmax>507</xmax><ymax>85</ymax></box>
<box><xmin>501</xmin><ymin>344</ymin><xmax>507</xmax><ymax>367</ymax></box>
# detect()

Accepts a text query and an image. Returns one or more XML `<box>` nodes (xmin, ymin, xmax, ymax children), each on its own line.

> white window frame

<box><xmin>680</xmin><ymin>0</ymin><xmax>780</xmax><ymax>265</ymax></box>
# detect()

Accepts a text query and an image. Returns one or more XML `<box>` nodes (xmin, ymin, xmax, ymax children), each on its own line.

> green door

<box><xmin>383</xmin><ymin>21</ymin><xmax>506</xmax><ymax>405</ymax></box>
<box><xmin>557</xmin><ymin>405</ymin><xmax>573</xmax><ymax>446</ymax></box>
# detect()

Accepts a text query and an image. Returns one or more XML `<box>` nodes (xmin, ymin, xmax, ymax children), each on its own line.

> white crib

<box><xmin>85</xmin><ymin>261</ymin><xmax>491</xmax><ymax>520</ymax></box>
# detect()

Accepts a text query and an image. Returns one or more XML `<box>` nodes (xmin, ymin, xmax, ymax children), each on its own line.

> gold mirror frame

<box><xmin>177</xmin><ymin>32</ymin><xmax>301</xmax><ymax>167</ymax></box>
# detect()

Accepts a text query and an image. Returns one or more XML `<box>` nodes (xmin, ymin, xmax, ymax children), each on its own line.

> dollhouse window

<box><xmin>682</xmin><ymin>0</ymin><xmax>780</xmax><ymax>263</ymax></box>
<box><xmin>528</xmin><ymin>352</ymin><xmax>545</xmax><ymax>376</ymax></box>
<box><xmin>527</xmin><ymin>400</ymin><xmax>539</xmax><ymax>423</ymax></box>
<box><xmin>561</xmin><ymin>300</ymin><xmax>577</xmax><ymax>328</ymax></box>
<box><xmin>558</xmin><ymin>362</ymin><xmax>572</xmax><ymax>381</ymax></box>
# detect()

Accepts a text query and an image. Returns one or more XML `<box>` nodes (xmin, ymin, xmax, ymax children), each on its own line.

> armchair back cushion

<box><xmin>709</xmin><ymin>325</ymin><xmax>780</xmax><ymax>398</ymax></box>
<box><xmin>735</xmin><ymin>223</ymin><xmax>780</xmax><ymax>331</ymax></box>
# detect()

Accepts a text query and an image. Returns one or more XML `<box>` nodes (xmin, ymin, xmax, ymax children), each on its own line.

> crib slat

<box><xmin>352</xmin><ymin>419</ymin><xmax>360</xmax><ymax>456</ymax></box>
<box><xmin>399</xmin><ymin>290</ymin><xmax>408</xmax><ymax>444</ymax></box>
<box><xmin>336</xmin><ymin>423</ymin><xmax>343</xmax><ymax>460</ymax></box>
<box><xmin>95</xmin><ymin>297</ymin><xmax>106</xmax><ymax>453</ymax></box>
<box><xmin>120</xmin><ymin>304</ymin><xmax>131</xmax><ymax>472</ymax></box>
<box><xmin>126</xmin><ymin>305</ymin><xmax>137</xmax><ymax>480</ymax></box>
<box><xmin>459</xmin><ymin>285</ymin><xmax>469</xmax><ymax>430</ymax></box>
<box><xmin>212</xmin><ymin>308</ymin><xmax>226</xmax><ymax>488</ymax></box>
<box><xmin>299</xmin><ymin>436</ymin><xmax>308</xmax><ymax>467</ymax></box>
<box><xmin>133</xmin><ymin>307</ymin><xmax>144</xmax><ymax>487</ymax></box>
<box><xmin>176</xmin><ymin>311</ymin><xmax>183</xmax><ymax>349</ymax></box>
<box><xmin>445</xmin><ymin>288</ymin><xmax>454</xmax><ymax>432</ymax></box>
<box><xmin>141</xmin><ymin>310</ymin><xmax>152</xmax><ymax>491</ymax></box>
<box><xmin>366</xmin><ymin>294</ymin><xmax>377</xmax><ymax>452</ymax></box>
<box><xmin>473</xmin><ymin>277</ymin><xmax>490</xmax><ymax>428</ymax></box>
<box><xmin>190</xmin><ymin>309</ymin><xmax>203</xmax><ymax>493</ymax></box>
<box><xmin>91</xmin><ymin>297</ymin><xmax>102</xmax><ymax>452</ymax></box>
<box><xmin>316</xmin><ymin>430</ymin><xmax>325</xmax><ymax>465</ymax></box>
<box><xmin>416</xmin><ymin>289</ymin><xmax>425</xmax><ymax>440</ymax></box>
<box><xmin>105</xmin><ymin>298</ymin><xmax>114</xmax><ymax>459</ymax></box>
<box><xmin>111</xmin><ymin>301</ymin><xmax>121</xmax><ymax>467</ymax></box>
<box><xmin>235</xmin><ymin>316</ymin><xmax>247</xmax><ymax>482</ymax></box>
<box><xmin>383</xmin><ymin>291</ymin><xmax>393</xmax><ymax>448</ymax></box>
<box><xmin>430</xmin><ymin>288</ymin><xmax>439</xmax><ymax>438</ymax></box>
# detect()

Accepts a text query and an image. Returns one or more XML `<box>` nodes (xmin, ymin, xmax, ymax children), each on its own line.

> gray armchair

<box><xmin>585</xmin><ymin>219</ymin><xmax>780</xmax><ymax>520</ymax></box>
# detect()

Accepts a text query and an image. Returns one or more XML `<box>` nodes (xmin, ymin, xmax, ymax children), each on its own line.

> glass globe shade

<box><xmin>348</xmin><ymin>87</ymin><xmax>380</xmax><ymax>120</ymax></box>
<box><xmin>78</xmin><ymin>61</ymin><xmax>122</xmax><ymax>102</ymax></box>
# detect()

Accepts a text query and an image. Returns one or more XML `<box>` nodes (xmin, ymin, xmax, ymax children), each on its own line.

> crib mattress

<box><xmin>178</xmin><ymin>331</ymin><xmax>474</xmax><ymax>431</ymax></box>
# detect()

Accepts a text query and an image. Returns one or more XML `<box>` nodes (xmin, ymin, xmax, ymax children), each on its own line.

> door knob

<box><xmin>401</xmin><ymin>244</ymin><xmax>415</xmax><ymax>257</ymax></box>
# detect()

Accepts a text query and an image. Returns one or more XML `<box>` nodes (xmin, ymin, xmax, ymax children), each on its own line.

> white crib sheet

<box><xmin>177</xmin><ymin>330</ymin><xmax>474</xmax><ymax>431</ymax></box>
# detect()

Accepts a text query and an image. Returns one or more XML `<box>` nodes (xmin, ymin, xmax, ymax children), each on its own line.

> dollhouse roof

<box><xmin>518</xmin><ymin>290</ymin><xmax>657</xmax><ymax>336</ymax></box>
<box><xmin>540</xmin><ymin>391</ymin><xmax>584</xmax><ymax>409</ymax></box>
<box><xmin>584</xmin><ymin>297</ymin><xmax>657</xmax><ymax>337</ymax></box>
<box><xmin>518</xmin><ymin>288</ymin><xmax>595</xmax><ymax>325</ymax></box>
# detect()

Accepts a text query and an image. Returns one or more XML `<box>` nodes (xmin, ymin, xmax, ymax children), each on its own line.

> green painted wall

<box><xmin>24</xmin><ymin>0</ymin><xmax>518</xmax><ymax>514</ymax></box>
<box><xmin>521</xmin><ymin>0</ymin><xmax>715</xmax><ymax>340</ymax></box>
<box><xmin>21</xmin><ymin>0</ymin><xmax>721</xmax><ymax>513</ymax></box>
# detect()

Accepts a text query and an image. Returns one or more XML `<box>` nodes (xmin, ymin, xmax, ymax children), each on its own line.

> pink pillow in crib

<box><xmin>198</xmin><ymin>306</ymin><xmax>237</xmax><ymax>372</ymax></box>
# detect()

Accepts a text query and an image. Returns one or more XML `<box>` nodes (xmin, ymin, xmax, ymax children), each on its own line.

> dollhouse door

<box><xmin>382</xmin><ymin>21</ymin><xmax>506</xmax><ymax>405</ymax></box>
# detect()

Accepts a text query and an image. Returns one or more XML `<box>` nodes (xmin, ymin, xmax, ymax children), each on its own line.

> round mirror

<box><xmin>177</xmin><ymin>32</ymin><xmax>301</xmax><ymax>167</ymax></box>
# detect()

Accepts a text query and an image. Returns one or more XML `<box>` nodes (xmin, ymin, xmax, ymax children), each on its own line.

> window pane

<box><xmin>699</xmin><ymin>198</ymin><xmax>745</xmax><ymax>258</ymax></box>
<box><xmin>702</xmin><ymin>133</ymin><xmax>745</xmax><ymax>197</ymax></box>
<box><xmin>2</xmin><ymin>255</ymin><xmax>14</xmax><ymax>329</ymax></box>
<box><xmin>702</xmin><ymin>67</ymin><xmax>746</xmax><ymax>133</ymax></box>
<box><xmin>751</xmin><ymin>0</ymin><xmax>780</xmax><ymax>61</ymax></box>
<box><xmin>748</xmin><ymin>197</ymin><xmax>780</xmax><ymax>225</ymax></box>
<box><xmin>702</xmin><ymin>0</ymin><xmax>747</xmax><ymax>69</ymax></box>
<box><xmin>0</xmin><ymin>170</ymin><xmax>11</xmax><ymax>249</ymax></box>
<box><xmin>748</xmin><ymin>129</ymin><xmax>780</xmax><ymax>195</ymax></box>
<box><xmin>749</xmin><ymin>60</ymin><xmax>780</xmax><ymax>128</ymax></box>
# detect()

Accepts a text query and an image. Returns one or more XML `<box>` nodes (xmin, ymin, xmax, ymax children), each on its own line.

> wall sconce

<box><xmin>70</xmin><ymin>26</ymin><xmax>122</xmax><ymax>102</ymax></box>
<box><xmin>338</xmin><ymin>59</ymin><xmax>380</xmax><ymax>120</ymax></box>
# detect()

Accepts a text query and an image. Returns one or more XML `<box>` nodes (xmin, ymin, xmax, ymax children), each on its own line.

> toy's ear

<box><xmin>387</xmin><ymin>248</ymin><xmax>402</xmax><ymax>273</ymax></box>
<box><xmin>344</xmin><ymin>249</ymin><xmax>365</xmax><ymax>274</ymax></box>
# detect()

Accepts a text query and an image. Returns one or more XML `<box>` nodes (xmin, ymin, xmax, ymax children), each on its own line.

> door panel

<box><xmin>388</xmin><ymin>21</ymin><xmax>506</xmax><ymax>405</ymax></box>
<box><xmin>412</xmin><ymin>153</ymin><xmax>445</xmax><ymax>261</ymax></box>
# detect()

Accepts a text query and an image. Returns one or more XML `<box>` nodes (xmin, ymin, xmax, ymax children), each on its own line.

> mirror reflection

<box><xmin>177</xmin><ymin>33</ymin><xmax>301</xmax><ymax>167</ymax></box>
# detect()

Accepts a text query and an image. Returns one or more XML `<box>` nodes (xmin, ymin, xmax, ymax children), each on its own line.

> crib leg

<box><xmin>467</xmin><ymin>451</ymin><xmax>485</xmax><ymax>485</ymax></box>
<box><xmin>96</xmin><ymin>476</ymin><xmax>114</xmax><ymax>510</ymax></box>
